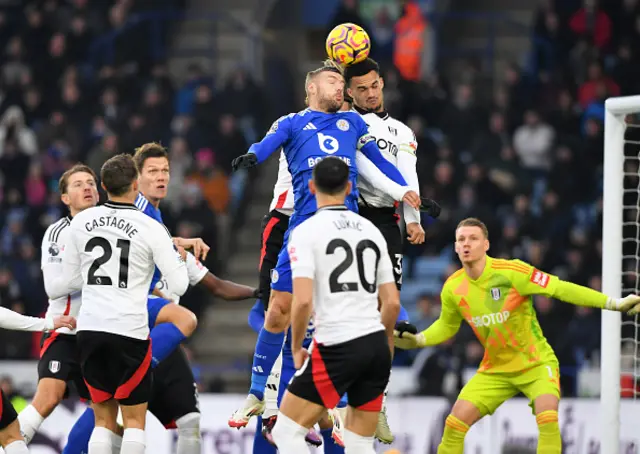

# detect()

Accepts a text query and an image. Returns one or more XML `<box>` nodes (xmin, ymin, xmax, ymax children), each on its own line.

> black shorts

<box><xmin>259</xmin><ymin>210</ymin><xmax>290</xmax><ymax>308</ymax></box>
<box><xmin>287</xmin><ymin>330</ymin><xmax>391</xmax><ymax>411</ymax></box>
<box><xmin>38</xmin><ymin>333</ymin><xmax>90</xmax><ymax>400</ymax></box>
<box><xmin>358</xmin><ymin>205</ymin><xmax>403</xmax><ymax>289</ymax></box>
<box><xmin>148</xmin><ymin>347</ymin><xmax>199</xmax><ymax>428</ymax></box>
<box><xmin>77</xmin><ymin>331</ymin><xmax>152</xmax><ymax>406</ymax></box>
<box><xmin>0</xmin><ymin>389</ymin><xmax>17</xmax><ymax>431</ymax></box>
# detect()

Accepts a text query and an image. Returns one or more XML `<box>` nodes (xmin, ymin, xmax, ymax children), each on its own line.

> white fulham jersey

<box><xmin>155</xmin><ymin>252</ymin><xmax>208</xmax><ymax>304</ymax></box>
<box><xmin>58</xmin><ymin>201</ymin><xmax>189</xmax><ymax>340</ymax></box>
<box><xmin>355</xmin><ymin>109</ymin><xmax>421</xmax><ymax>224</ymax></box>
<box><xmin>288</xmin><ymin>205</ymin><xmax>395</xmax><ymax>345</ymax></box>
<box><xmin>268</xmin><ymin>151</ymin><xmax>294</xmax><ymax>215</ymax></box>
<box><xmin>41</xmin><ymin>217</ymin><xmax>82</xmax><ymax>334</ymax></box>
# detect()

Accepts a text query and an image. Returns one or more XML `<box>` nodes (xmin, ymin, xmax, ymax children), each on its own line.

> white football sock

<box><xmin>110</xmin><ymin>430</ymin><xmax>122</xmax><ymax>454</ymax></box>
<box><xmin>344</xmin><ymin>428</ymin><xmax>376</xmax><ymax>454</ymax></box>
<box><xmin>88</xmin><ymin>426</ymin><xmax>113</xmax><ymax>454</ymax></box>
<box><xmin>3</xmin><ymin>440</ymin><xmax>29</xmax><ymax>454</ymax></box>
<box><xmin>17</xmin><ymin>404</ymin><xmax>44</xmax><ymax>444</ymax></box>
<box><xmin>263</xmin><ymin>352</ymin><xmax>283</xmax><ymax>418</ymax></box>
<box><xmin>121</xmin><ymin>428</ymin><xmax>145</xmax><ymax>454</ymax></box>
<box><xmin>176</xmin><ymin>412</ymin><xmax>201</xmax><ymax>454</ymax></box>
<box><xmin>271</xmin><ymin>413</ymin><xmax>309</xmax><ymax>454</ymax></box>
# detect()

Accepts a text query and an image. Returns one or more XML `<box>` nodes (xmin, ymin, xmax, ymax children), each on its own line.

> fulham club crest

<box><xmin>490</xmin><ymin>288</ymin><xmax>501</xmax><ymax>301</ymax></box>
<box><xmin>48</xmin><ymin>360</ymin><xmax>60</xmax><ymax>374</ymax></box>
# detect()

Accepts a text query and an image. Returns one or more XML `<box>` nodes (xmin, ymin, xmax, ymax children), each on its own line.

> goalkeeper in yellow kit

<box><xmin>395</xmin><ymin>217</ymin><xmax>640</xmax><ymax>454</ymax></box>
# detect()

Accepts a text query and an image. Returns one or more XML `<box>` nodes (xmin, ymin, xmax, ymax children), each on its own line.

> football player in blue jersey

<box><xmin>228</xmin><ymin>61</ymin><xmax>421</xmax><ymax>428</ymax></box>
<box><xmin>61</xmin><ymin>144</ymin><xmax>259</xmax><ymax>454</ymax></box>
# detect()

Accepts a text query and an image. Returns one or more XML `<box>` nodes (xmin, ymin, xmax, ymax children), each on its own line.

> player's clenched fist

<box><xmin>231</xmin><ymin>153</ymin><xmax>258</xmax><ymax>172</ymax></box>
<box><xmin>52</xmin><ymin>315</ymin><xmax>76</xmax><ymax>331</ymax></box>
<box><xmin>402</xmin><ymin>190</ymin><xmax>421</xmax><ymax>209</ymax></box>
<box><xmin>292</xmin><ymin>347</ymin><xmax>309</xmax><ymax>370</ymax></box>
<box><xmin>406</xmin><ymin>222</ymin><xmax>425</xmax><ymax>245</ymax></box>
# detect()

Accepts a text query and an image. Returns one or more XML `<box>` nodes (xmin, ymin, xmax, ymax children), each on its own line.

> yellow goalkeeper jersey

<box><xmin>441</xmin><ymin>256</ymin><xmax>559</xmax><ymax>373</ymax></box>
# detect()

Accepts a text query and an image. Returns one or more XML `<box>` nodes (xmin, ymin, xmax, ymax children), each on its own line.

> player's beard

<box><xmin>319</xmin><ymin>92</ymin><xmax>343</xmax><ymax>113</ymax></box>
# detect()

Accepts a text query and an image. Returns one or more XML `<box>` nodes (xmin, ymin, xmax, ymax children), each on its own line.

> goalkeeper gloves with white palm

<box><xmin>613</xmin><ymin>294</ymin><xmax>640</xmax><ymax>315</ymax></box>
<box><xmin>393</xmin><ymin>329</ymin><xmax>427</xmax><ymax>350</ymax></box>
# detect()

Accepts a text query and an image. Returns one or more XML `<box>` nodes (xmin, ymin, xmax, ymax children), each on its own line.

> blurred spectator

<box><xmin>513</xmin><ymin>109</ymin><xmax>555</xmax><ymax>173</ymax></box>
<box><xmin>393</xmin><ymin>1</ymin><xmax>428</xmax><ymax>82</ymax></box>
<box><xmin>413</xmin><ymin>294</ymin><xmax>439</xmax><ymax>331</ymax></box>
<box><xmin>0</xmin><ymin>106</ymin><xmax>38</xmax><ymax>157</ymax></box>
<box><xmin>187</xmin><ymin>148</ymin><xmax>230</xmax><ymax>214</ymax></box>
<box><xmin>569</xmin><ymin>0</ymin><xmax>612</xmax><ymax>50</ymax></box>
<box><xmin>216</xmin><ymin>114</ymin><xmax>248</xmax><ymax>175</ymax></box>
<box><xmin>578</xmin><ymin>61</ymin><xmax>619</xmax><ymax>108</ymax></box>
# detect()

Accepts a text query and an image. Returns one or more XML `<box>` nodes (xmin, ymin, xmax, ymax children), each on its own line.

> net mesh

<box><xmin>621</xmin><ymin>115</ymin><xmax>640</xmax><ymax>399</ymax></box>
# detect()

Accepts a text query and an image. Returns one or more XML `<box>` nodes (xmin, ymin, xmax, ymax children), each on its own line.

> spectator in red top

<box><xmin>578</xmin><ymin>61</ymin><xmax>620</xmax><ymax>108</ymax></box>
<box><xmin>569</xmin><ymin>0</ymin><xmax>612</xmax><ymax>50</ymax></box>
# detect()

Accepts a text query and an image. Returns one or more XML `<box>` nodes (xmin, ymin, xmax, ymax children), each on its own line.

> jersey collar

<box><xmin>317</xmin><ymin>204</ymin><xmax>348</xmax><ymax>213</ymax></box>
<box><xmin>353</xmin><ymin>105</ymin><xmax>389</xmax><ymax>120</ymax></box>
<box><xmin>105</xmin><ymin>200</ymin><xmax>137</xmax><ymax>210</ymax></box>
<box><xmin>466</xmin><ymin>255</ymin><xmax>493</xmax><ymax>282</ymax></box>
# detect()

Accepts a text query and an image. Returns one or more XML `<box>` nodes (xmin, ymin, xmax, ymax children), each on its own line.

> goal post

<box><xmin>601</xmin><ymin>96</ymin><xmax>640</xmax><ymax>454</ymax></box>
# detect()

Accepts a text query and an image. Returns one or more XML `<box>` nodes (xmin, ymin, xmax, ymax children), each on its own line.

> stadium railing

<box><xmin>428</xmin><ymin>10</ymin><xmax>553</xmax><ymax>78</ymax></box>
<box><xmin>87</xmin><ymin>10</ymin><xmax>262</xmax><ymax>76</ymax></box>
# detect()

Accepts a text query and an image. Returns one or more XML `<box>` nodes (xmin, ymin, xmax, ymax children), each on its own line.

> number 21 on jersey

<box><xmin>85</xmin><ymin>237</ymin><xmax>130</xmax><ymax>288</ymax></box>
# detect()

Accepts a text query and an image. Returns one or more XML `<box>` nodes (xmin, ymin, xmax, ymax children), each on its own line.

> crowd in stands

<box><xmin>0</xmin><ymin>0</ymin><xmax>265</xmax><ymax>359</ymax></box>
<box><xmin>339</xmin><ymin>0</ymin><xmax>635</xmax><ymax>397</ymax></box>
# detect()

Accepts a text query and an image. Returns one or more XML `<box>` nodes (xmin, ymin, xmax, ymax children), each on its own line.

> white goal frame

<box><xmin>601</xmin><ymin>96</ymin><xmax>640</xmax><ymax>454</ymax></box>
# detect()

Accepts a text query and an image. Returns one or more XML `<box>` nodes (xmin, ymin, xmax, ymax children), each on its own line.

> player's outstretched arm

<box><xmin>198</xmin><ymin>273</ymin><xmax>258</xmax><ymax>301</ymax></box>
<box><xmin>355</xmin><ymin>152</ymin><xmax>420</xmax><ymax>209</ymax></box>
<box><xmin>0</xmin><ymin>306</ymin><xmax>76</xmax><ymax>332</ymax></box>
<box><xmin>232</xmin><ymin>115</ymin><xmax>292</xmax><ymax>171</ymax></box>
<box><xmin>396</xmin><ymin>137</ymin><xmax>422</xmax><ymax>227</ymax></box>
<box><xmin>394</xmin><ymin>287</ymin><xmax>462</xmax><ymax>350</ymax></box>
<box><xmin>510</xmin><ymin>260</ymin><xmax>640</xmax><ymax>313</ymax></box>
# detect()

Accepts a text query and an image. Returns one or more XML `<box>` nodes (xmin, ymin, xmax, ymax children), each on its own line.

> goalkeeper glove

<box><xmin>606</xmin><ymin>294</ymin><xmax>640</xmax><ymax>313</ymax></box>
<box><xmin>231</xmin><ymin>153</ymin><xmax>258</xmax><ymax>172</ymax></box>
<box><xmin>419</xmin><ymin>197</ymin><xmax>441</xmax><ymax>218</ymax></box>
<box><xmin>395</xmin><ymin>320</ymin><xmax>418</xmax><ymax>335</ymax></box>
<box><xmin>393</xmin><ymin>329</ymin><xmax>427</xmax><ymax>350</ymax></box>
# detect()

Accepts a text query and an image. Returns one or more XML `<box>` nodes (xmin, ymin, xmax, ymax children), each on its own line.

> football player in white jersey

<box><xmin>272</xmin><ymin>156</ymin><xmax>400</xmax><ymax>454</ymax></box>
<box><xmin>343</xmin><ymin>57</ymin><xmax>437</xmax><ymax>443</ymax></box>
<box><xmin>17</xmin><ymin>165</ymin><xmax>100</xmax><ymax>445</ymax></box>
<box><xmin>50</xmin><ymin>154</ymin><xmax>189</xmax><ymax>454</ymax></box>
<box><xmin>0</xmin><ymin>307</ymin><xmax>75</xmax><ymax>454</ymax></box>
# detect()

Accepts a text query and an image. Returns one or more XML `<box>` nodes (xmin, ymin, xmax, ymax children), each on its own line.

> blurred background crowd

<box><xmin>0</xmin><ymin>0</ymin><xmax>633</xmax><ymax>399</ymax></box>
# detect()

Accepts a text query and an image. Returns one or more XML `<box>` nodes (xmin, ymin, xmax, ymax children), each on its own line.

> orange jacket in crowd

<box><xmin>394</xmin><ymin>2</ymin><xmax>427</xmax><ymax>81</ymax></box>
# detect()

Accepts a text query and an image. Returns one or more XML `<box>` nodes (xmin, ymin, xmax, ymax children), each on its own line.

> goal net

<box><xmin>602</xmin><ymin>96</ymin><xmax>640</xmax><ymax>454</ymax></box>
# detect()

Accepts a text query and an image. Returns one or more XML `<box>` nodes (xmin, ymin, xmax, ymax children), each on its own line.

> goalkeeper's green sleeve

<box><xmin>552</xmin><ymin>280</ymin><xmax>608</xmax><ymax>309</ymax></box>
<box><xmin>420</xmin><ymin>319</ymin><xmax>460</xmax><ymax>346</ymax></box>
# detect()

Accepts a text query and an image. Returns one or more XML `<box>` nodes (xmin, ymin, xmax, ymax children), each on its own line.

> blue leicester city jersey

<box><xmin>135</xmin><ymin>193</ymin><xmax>164</xmax><ymax>293</ymax></box>
<box><xmin>248</xmin><ymin>109</ymin><xmax>408</xmax><ymax>222</ymax></box>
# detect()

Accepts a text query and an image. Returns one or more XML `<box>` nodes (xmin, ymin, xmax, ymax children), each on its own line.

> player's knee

<box><xmin>264</xmin><ymin>292</ymin><xmax>291</xmax><ymax>331</ymax></box>
<box><xmin>159</xmin><ymin>304</ymin><xmax>198</xmax><ymax>337</ymax></box>
<box><xmin>176</xmin><ymin>412</ymin><xmax>201</xmax><ymax>438</ymax></box>
<box><xmin>272</xmin><ymin>413</ymin><xmax>306</xmax><ymax>446</ymax></box>
<box><xmin>32</xmin><ymin>379</ymin><xmax>66</xmax><ymax>416</ymax></box>
<box><xmin>449</xmin><ymin>400</ymin><xmax>482</xmax><ymax>427</ymax></box>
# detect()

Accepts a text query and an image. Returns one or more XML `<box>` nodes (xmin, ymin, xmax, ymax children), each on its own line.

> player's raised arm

<box><xmin>150</xmin><ymin>223</ymin><xmax>189</xmax><ymax>297</ymax></box>
<box><xmin>510</xmin><ymin>259</ymin><xmax>640</xmax><ymax>313</ymax></box>
<box><xmin>232</xmin><ymin>115</ymin><xmax>293</xmax><ymax>171</ymax></box>
<box><xmin>394</xmin><ymin>285</ymin><xmax>463</xmax><ymax>350</ymax></box>
<box><xmin>396</xmin><ymin>132</ymin><xmax>422</xmax><ymax>227</ymax></box>
<box><xmin>288</xmin><ymin>224</ymin><xmax>316</xmax><ymax>366</ymax></box>
<box><xmin>45</xmin><ymin>225</ymin><xmax>83</xmax><ymax>300</ymax></box>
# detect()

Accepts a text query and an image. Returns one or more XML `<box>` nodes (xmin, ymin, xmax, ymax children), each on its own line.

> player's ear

<box><xmin>309</xmin><ymin>179</ymin><xmax>316</xmax><ymax>195</ymax></box>
<box><xmin>101</xmin><ymin>181</ymin><xmax>107</xmax><ymax>192</ymax></box>
<box><xmin>484</xmin><ymin>239</ymin><xmax>490</xmax><ymax>252</ymax></box>
<box><xmin>346</xmin><ymin>86</ymin><xmax>353</xmax><ymax>98</ymax></box>
<box><xmin>131</xmin><ymin>178</ymin><xmax>139</xmax><ymax>193</ymax></box>
<box><xmin>379</xmin><ymin>76</ymin><xmax>384</xmax><ymax>89</ymax></box>
<box><xmin>60</xmin><ymin>193</ymin><xmax>70</xmax><ymax>207</ymax></box>
<box><xmin>345</xmin><ymin>180</ymin><xmax>352</xmax><ymax>195</ymax></box>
